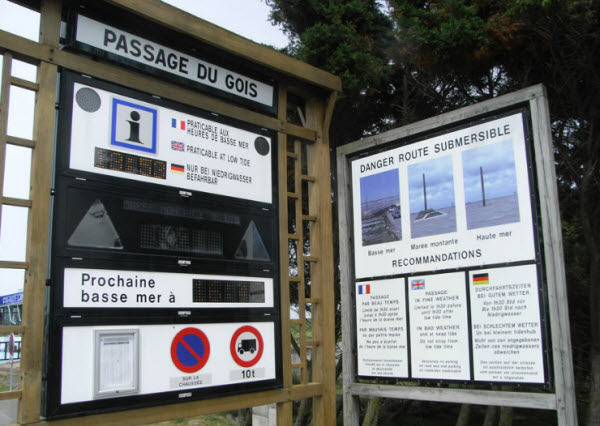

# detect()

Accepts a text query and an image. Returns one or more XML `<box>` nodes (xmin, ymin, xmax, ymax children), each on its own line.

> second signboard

<box><xmin>350</xmin><ymin>108</ymin><xmax>550</xmax><ymax>387</ymax></box>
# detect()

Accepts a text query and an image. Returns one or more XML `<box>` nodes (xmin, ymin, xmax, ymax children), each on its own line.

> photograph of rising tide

<box><xmin>462</xmin><ymin>140</ymin><xmax>521</xmax><ymax>230</ymax></box>
<box><xmin>359</xmin><ymin>169</ymin><xmax>402</xmax><ymax>246</ymax></box>
<box><xmin>408</xmin><ymin>155</ymin><xmax>457</xmax><ymax>239</ymax></box>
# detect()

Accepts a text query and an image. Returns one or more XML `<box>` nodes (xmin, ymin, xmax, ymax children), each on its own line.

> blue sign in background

<box><xmin>0</xmin><ymin>293</ymin><xmax>23</xmax><ymax>306</ymax></box>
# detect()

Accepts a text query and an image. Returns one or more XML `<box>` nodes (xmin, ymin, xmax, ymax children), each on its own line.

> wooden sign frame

<box><xmin>0</xmin><ymin>0</ymin><xmax>340</xmax><ymax>424</ymax></box>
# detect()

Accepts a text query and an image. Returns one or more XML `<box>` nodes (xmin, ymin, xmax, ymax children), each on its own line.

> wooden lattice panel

<box><xmin>0</xmin><ymin>1</ymin><xmax>339</xmax><ymax>423</ymax></box>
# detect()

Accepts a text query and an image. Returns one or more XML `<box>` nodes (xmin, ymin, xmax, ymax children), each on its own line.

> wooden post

<box><xmin>17</xmin><ymin>0</ymin><xmax>60</xmax><ymax>423</ymax></box>
<box><xmin>276</xmin><ymin>85</ymin><xmax>294</xmax><ymax>426</ymax></box>
<box><xmin>337</xmin><ymin>142</ymin><xmax>360</xmax><ymax>426</ymax></box>
<box><xmin>305</xmin><ymin>94</ymin><xmax>337</xmax><ymax>426</ymax></box>
<box><xmin>529</xmin><ymin>90</ymin><xmax>578</xmax><ymax>425</ymax></box>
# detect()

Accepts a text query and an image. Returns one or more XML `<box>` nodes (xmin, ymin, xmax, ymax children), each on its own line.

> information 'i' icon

<box><xmin>111</xmin><ymin>98</ymin><xmax>158</xmax><ymax>154</ymax></box>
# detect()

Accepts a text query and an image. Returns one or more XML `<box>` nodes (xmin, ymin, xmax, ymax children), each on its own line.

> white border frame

<box><xmin>337</xmin><ymin>85</ymin><xmax>577</xmax><ymax>425</ymax></box>
<box><xmin>93</xmin><ymin>328</ymin><xmax>140</xmax><ymax>399</ymax></box>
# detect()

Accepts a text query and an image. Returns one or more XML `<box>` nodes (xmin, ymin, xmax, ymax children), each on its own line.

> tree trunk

<box><xmin>483</xmin><ymin>405</ymin><xmax>499</xmax><ymax>426</ymax></box>
<box><xmin>581</xmin><ymin>125</ymin><xmax>600</xmax><ymax>426</ymax></box>
<box><xmin>455</xmin><ymin>403</ymin><xmax>471</xmax><ymax>426</ymax></box>
<box><xmin>362</xmin><ymin>397</ymin><xmax>382</xmax><ymax>426</ymax></box>
<box><xmin>294</xmin><ymin>398</ymin><xmax>311</xmax><ymax>426</ymax></box>
<box><xmin>586</xmin><ymin>249</ymin><xmax>600</xmax><ymax>426</ymax></box>
<box><xmin>235</xmin><ymin>408</ymin><xmax>252</xmax><ymax>426</ymax></box>
<box><xmin>498</xmin><ymin>406</ymin><xmax>513</xmax><ymax>426</ymax></box>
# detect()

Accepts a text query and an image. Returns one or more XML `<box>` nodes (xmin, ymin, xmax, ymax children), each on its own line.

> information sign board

<box><xmin>64</xmin><ymin>73</ymin><xmax>273</xmax><ymax>204</ymax></box>
<box><xmin>345</xmin><ymin>107</ymin><xmax>551</xmax><ymax>387</ymax></box>
<box><xmin>48</xmin><ymin>69</ymin><xmax>281</xmax><ymax>417</ymax></box>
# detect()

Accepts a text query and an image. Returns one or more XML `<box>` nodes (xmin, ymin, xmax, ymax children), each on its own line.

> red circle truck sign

<box><xmin>230</xmin><ymin>325</ymin><xmax>264</xmax><ymax>368</ymax></box>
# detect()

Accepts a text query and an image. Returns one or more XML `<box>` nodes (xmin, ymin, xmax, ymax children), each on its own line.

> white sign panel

<box><xmin>469</xmin><ymin>264</ymin><xmax>545</xmax><ymax>383</ymax></box>
<box><xmin>64</xmin><ymin>268</ymin><xmax>274</xmax><ymax>309</ymax></box>
<box><xmin>408</xmin><ymin>272</ymin><xmax>470</xmax><ymax>380</ymax></box>
<box><xmin>61</xmin><ymin>322</ymin><xmax>277</xmax><ymax>404</ymax></box>
<box><xmin>351</xmin><ymin>113</ymin><xmax>535</xmax><ymax>278</ymax></box>
<box><xmin>75</xmin><ymin>15</ymin><xmax>275</xmax><ymax>107</ymax></box>
<box><xmin>355</xmin><ymin>278</ymin><xmax>408</xmax><ymax>377</ymax></box>
<box><xmin>69</xmin><ymin>82</ymin><xmax>273</xmax><ymax>203</ymax></box>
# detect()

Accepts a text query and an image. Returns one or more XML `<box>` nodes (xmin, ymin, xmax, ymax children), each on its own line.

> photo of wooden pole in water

<box><xmin>359</xmin><ymin>169</ymin><xmax>402</xmax><ymax>246</ymax></box>
<box><xmin>462</xmin><ymin>140</ymin><xmax>520</xmax><ymax>230</ymax></box>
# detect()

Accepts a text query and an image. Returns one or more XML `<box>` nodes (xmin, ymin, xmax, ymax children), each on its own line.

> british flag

<box><xmin>171</xmin><ymin>140</ymin><xmax>185</xmax><ymax>151</ymax></box>
<box><xmin>411</xmin><ymin>279</ymin><xmax>425</xmax><ymax>290</ymax></box>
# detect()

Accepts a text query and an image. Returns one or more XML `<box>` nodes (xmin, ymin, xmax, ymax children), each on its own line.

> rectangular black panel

<box><xmin>53</xmin><ymin>179</ymin><xmax>276</xmax><ymax>267</ymax></box>
<box><xmin>192</xmin><ymin>280</ymin><xmax>265</xmax><ymax>303</ymax></box>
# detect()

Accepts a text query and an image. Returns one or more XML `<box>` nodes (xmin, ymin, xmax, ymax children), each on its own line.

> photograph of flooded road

<box><xmin>360</xmin><ymin>169</ymin><xmax>402</xmax><ymax>246</ymax></box>
<box><xmin>462</xmin><ymin>140</ymin><xmax>520</xmax><ymax>230</ymax></box>
<box><xmin>408</xmin><ymin>155</ymin><xmax>457</xmax><ymax>239</ymax></box>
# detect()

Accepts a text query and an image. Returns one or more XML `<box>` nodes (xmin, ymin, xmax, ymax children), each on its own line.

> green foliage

<box><xmin>268</xmin><ymin>0</ymin><xmax>600</xmax><ymax>423</ymax></box>
<box><xmin>267</xmin><ymin>0</ymin><xmax>393</xmax><ymax>95</ymax></box>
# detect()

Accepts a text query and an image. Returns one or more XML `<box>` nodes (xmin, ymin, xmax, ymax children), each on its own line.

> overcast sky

<box><xmin>360</xmin><ymin>169</ymin><xmax>400</xmax><ymax>205</ymax></box>
<box><xmin>162</xmin><ymin>0</ymin><xmax>288</xmax><ymax>49</ymax></box>
<box><xmin>0</xmin><ymin>0</ymin><xmax>288</xmax><ymax>297</ymax></box>
<box><xmin>462</xmin><ymin>140</ymin><xmax>518</xmax><ymax>203</ymax></box>
<box><xmin>0</xmin><ymin>0</ymin><xmax>289</xmax><ymax>47</ymax></box>
<box><xmin>408</xmin><ymin>155</ymin><xmax>456</xmax><ymax>212</ymax></box>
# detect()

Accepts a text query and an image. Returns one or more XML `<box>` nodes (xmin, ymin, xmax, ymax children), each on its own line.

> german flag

<box><xmin>170</xmin><ymin>163</ymin><xmax>185</xmax><ymax>174</ymax></box>
<box><xmin>473</xmin><ymin>273</ymin><xmax>489</xmax><ymax>285</ymax></box>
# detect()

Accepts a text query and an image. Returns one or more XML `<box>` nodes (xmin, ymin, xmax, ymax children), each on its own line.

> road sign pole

<box><xmin>10</xmin><ymin>356</ymin><xmax>13</xmax><ymax>391</ymax></box>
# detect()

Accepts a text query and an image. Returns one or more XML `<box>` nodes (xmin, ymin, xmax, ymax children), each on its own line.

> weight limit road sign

<box><xmin>230</xmin><ymin>325</ymin><xmax>264</xmax><ymax>368</ymax></box>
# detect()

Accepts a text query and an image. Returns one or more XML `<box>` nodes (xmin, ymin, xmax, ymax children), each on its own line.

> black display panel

<box><xmin>193</xmin><ymin>280</ymin><xmax>265</xmax><ymax>303</ymax></box>
<box><xmin>52</xmin><ymin>179</ymin><xmax>276</xmax><ymax>268</ymax></box>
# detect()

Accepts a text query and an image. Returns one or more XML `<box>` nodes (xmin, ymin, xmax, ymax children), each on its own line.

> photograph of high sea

<box><xmin>462</xmin><ymin>140</ymin><xmax>520</xmax><ymax>230</ymax></box>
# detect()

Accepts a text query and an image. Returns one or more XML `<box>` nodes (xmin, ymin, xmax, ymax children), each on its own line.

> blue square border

<box><xmin>111</xmin><ymin>98</ymin><xmax>158</xmax><ymax>154</ymax></box>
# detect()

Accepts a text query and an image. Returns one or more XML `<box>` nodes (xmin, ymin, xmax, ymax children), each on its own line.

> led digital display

<box><xmin>193</xmin><ymin>280</ymin><xmax>265</xmax><ymax>303</ymax></box>
<box><xmin>94</xmin><ymin>147</ymin><xmax>166</xmax><ymax>179</ymax></box>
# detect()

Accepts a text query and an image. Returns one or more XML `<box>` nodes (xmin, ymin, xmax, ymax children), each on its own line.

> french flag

<box><xmin>171</xmin><ymin>118</ymin><xmax>185</xmax><ymax>130</ymax></box>
<box><xmin>358</xmin><ymin>284</ymin><xmax>370</xmax><ymax>295</ymax></box>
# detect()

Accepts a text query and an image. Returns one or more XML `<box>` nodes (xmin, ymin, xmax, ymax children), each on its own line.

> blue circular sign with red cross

<box><xmin>171</xmin><ymin>328</ymin><xmax>210</xmax><ymax>373</ymax></box>
<box><xmin>230</xmin><ymin>325</ymin><xmax>264</xmax><ymax>368</ymax></box>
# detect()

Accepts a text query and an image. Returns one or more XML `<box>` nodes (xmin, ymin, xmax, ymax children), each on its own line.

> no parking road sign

<box><xmin>230</xmin><ymin>325</ymin><xmax>264</xmax><ymax>368</ymax></box>
<box><xmin>171</xmin><ymin>328</ymin><xmax>210</xmax><ymax>373</ymax></box>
